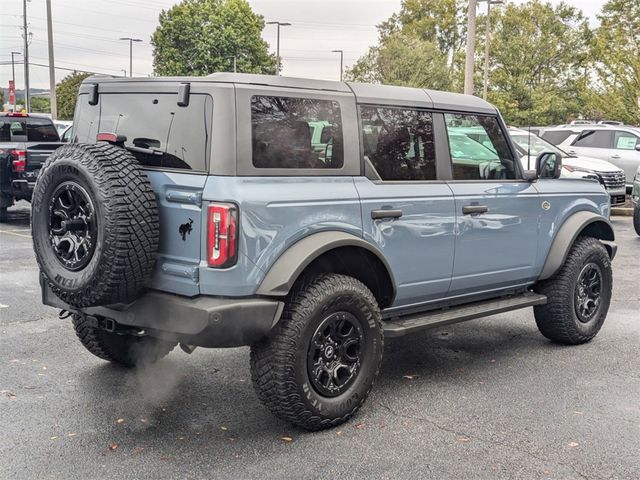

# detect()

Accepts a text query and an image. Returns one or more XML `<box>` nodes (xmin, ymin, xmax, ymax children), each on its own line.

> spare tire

<box><xmin>31</xmin><ymin>143</ymin><xmax>160</xmax><ymax>308</ymax></box>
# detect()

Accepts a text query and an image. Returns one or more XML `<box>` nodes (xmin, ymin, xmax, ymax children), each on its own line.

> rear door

<box><xmin>566</xmin><ymin>129</ymin><xmax>613</xmax><ymax>161</ymax></box>
<box><xmin>74</xmin><ymin>85</ymin><xmax>214</xmax><ymax>296</ymax></box>
<box><xmin>610</xmin><ymin>130</ymin><xmax>640</xmax><ymax>187</ymax></box>
<box><xmin>443</xmin><ymin>113</ymin><xmax>540</xmax><ymax>297</ymax></box>
<box><xmin>354</xmin><ymin>105</ymin><xmax>456</xmax><ymax>309</ymax></box>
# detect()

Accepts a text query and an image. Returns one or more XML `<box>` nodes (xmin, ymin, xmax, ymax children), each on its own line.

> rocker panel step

<box><xmin>383</xmin><ymin>292</ymin><xmax>547</xmax><ymax>338</ymax></box>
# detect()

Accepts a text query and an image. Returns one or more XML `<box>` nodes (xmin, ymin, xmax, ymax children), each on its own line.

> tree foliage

<box><xmin>30</xmin><ymin>96</ymin><xmax>51</xmax><ymax>114</ymax></box>
<box><xmin>56</xmin><ymin>72</ymin><xmax>92</xmax><ymax>120</ymax></box>
<box><xmin>588</xmin><ymin>0</ymin><xmax>640</xmax><ymax>124</ymax></box>
<box><xmin>151</xmin><ymin>0</ymin><xmax>276</xmax><ymax>76</ymax></box>
<box><xmin>485</xmin><ymin>1</ymin><xmax>591</xmax><ymax>126</ymax></box>
<box><xmin>347</xmin><ymin>0</ymin><xmax>637</xmax><ymax>126</ymax></box>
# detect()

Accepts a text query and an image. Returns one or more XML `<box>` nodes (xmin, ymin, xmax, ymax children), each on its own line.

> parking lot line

<box><xmin>0</xmin><ymin>230</ymin><xmax>32</xmax><ymax>238</ymax></box>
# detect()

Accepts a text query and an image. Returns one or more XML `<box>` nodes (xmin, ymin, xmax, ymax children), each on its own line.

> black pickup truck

<box><xmin>0</xmin><ymin>112</ymin><xmax>64</xmax><ymax>221</ymax></box>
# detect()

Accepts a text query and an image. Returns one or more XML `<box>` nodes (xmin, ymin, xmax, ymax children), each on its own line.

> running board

<box><xmin>383</xmin><ymin>292</ymin><xmax>547</xmax><ymax>338</ymax></box>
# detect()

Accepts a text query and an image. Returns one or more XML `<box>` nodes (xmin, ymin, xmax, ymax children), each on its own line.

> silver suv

<box><xmin>542</xmin><ymin>125</ymin><xmax>640</xmax><ymax>190</ymax></box>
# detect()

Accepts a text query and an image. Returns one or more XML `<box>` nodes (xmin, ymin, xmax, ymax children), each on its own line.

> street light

<box><xmin>11</xmin><ymin>51</ymin><xmax>21</xmax><ymax>111</ymax></box>
<box><xmin>331</xmin><ymin>50</ymin><xmax>344</xmax><ymax>81</ymax></box>
<box><xmin>482</xmin><ymin>0</ymin><xmax>503</xmax><ymax>100</ymax></box>
<box><xmin>119</xmin><ymin>37</ymin><xmax>142</xmax><ymax>77</ymax></box>
<box><xmin>266</xmin><ymin>21</ymin><xmax>291</xmax><ymax>75</ymax></box>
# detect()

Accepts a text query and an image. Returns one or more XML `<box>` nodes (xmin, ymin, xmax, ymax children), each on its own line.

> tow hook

<box><xmin>180</xmin><ymin>343</ymin><xmax>197</xmax><ymax>354</ymax></box>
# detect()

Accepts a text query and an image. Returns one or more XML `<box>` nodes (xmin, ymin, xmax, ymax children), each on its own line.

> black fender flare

<box><xmin>256</xmin><ymin>231</ymin><xmax>397</xmax><ymax>301</ymax></box>
<box><xmin>539</xmin><ymin>211</ymin><xmax>616</xmax><ymax>280</ymax></box>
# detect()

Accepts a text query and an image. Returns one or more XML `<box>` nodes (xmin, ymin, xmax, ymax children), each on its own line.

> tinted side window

<box><xmin>571</xmin><ymin>130</ymin><xmax>613</xmax><ymax>149</ymax></box>
<box><xmin>541</xmin><ymin>130</ymin><xmax>573</xmax><ymax>145</ymax></box>
<box><xmin>445</xmin><ymin>114</ymin><xmax>516</xmax><ymax>180</ymax></box>
<box><xmin>614</xmin><ymin>131</ymin><xmax>640</xmax><ymax>150</ymax></box>
<box><xmin>75</xmin><ymin>93</ymin><xmax>212</xmax><ymax>171</ymax></box>
<box><xmin>251</xmin><ymin>96</ymin><xmax>343</xmax><ymax>169</ymax></box>
<box><xmin>360</xmin><ymin>106</ymin><xmax>436</xmax><ymax>181</ymax></box>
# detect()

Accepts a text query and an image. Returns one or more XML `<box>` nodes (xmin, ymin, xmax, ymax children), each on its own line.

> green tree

<box><xmin>56</xmin><ymin>72</ymin><xmax>91</xmax><ymax>120</ymax></box>
<box><xmin>485</xmin><ymin>1</ymin><xmax>591</xmax><ymax>126</ymax></box>
<box><xmin>347</xmin><ymin>33</ymin><xmax>451</xmax><ymax>90</ymax></box>
<box><xmin>347</xmin><ymin>0</ymin><xmax>465</xmax><ymax>90</ymax></box>
<box><xmin>151</xmin><ymin>0</ymin><xmax>276</xmax><ymax>76</ymax></box>
<box><xmin>588</xmin><ymin>0</ymin><xmax>640</xmax><ymax>125</ymax></box>
<box><xmin>30</xmin><ymin>96</ymin><xmax>51</xmax><ymax>113</ymax></box>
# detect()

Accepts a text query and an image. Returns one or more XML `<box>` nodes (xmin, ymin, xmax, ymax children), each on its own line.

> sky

<box><xmin>1</xmin><ymin>0</ymin><xmax>608</xmax><ymax>91</ymax></box>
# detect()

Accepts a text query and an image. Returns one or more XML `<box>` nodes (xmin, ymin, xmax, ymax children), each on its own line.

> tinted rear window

<box><xmin>541</xmin><ymin>130</ymin><xmax>573</xmax><ymax>145</ymax></box>
<box><xmin>0</xmin><ymin>116</ymin><xmax>59</xmax><ymax>142</ymax></box>
<box><xmin>251</xmin><ymin>95</ymin><xmax>344</xmax><ymax>169</ymax></box>
<box><xmin>74</xmin><ymin>93</ymin><xmax>213</xmax><ymax>171</ymax></box>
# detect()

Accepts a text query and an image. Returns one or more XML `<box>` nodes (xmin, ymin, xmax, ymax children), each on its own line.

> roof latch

<box><xmin>177</xmin><ymin>82</ymin><xmax>190</xmax><ymax>107</ymax></box>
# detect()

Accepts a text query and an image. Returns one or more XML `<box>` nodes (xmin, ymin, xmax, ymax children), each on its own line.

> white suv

<box><xmin>541</xmin><ymin>125</ymin><xmax>640</xmax><ymax>190</ymax></box>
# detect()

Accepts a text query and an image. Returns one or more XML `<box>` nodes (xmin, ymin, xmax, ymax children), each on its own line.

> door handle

<box><xmin>462</xmin><ymin>205</ymin><xmax>489</xmax><ymax>215</ymax></box>
<box><xmin>611</xmin><ymin>154</ymin><xmax>621</xmax><ymax>159</ymax></box>
<box><xmin>567</xmin><ymin>150</ymin><xmax>577</xmax><ymax>155</ymax></box>
<box><xmin>371</xmin><ymin>209</ymin><xmax>403</xmax><ymax>220</ymax></box>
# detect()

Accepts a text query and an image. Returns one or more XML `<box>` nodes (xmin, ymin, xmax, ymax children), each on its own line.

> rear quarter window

<box><xmin>74</xmin><ymin>92</ymin><xmax>213</xmax><ymax>171</ymax></box>
<box><xmin>251</xmin><ymin>95</ymin><xmax>344</xmax><ymax>169</ymax></box>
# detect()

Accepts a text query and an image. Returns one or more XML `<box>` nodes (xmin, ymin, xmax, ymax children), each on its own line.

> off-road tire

<box><xmin>31</xmin><ymin>143</ymin><xmax>159</xmax><ymax>307</ymax></box>
<box><xmin>633</xmin><ymin>204</ymin><xmax>640</xmax><ymax>236</ymax></box>
<box><xmin>250</xmin><ymin>274</ymin><xmax>384</xmax><ymax>431</ymax></box>
<box><xmin>534</xmin><ymin>236</ymin><xmax>612</xmax><ymax>344</ymax></box>
<box><xmin>72</xmin><ymin>314</ymin><xmax>175</xmax><ymax>368</ymax></box>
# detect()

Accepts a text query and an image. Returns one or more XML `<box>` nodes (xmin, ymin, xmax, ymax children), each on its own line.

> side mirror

<box><xmin>634</xmin><ymin>144</ymin><xmax>640</xmax><ymax>152</ymax></box>
<box><xmin>536</xmin><ymin>151</ymin><xmax>562</xmax><ymax>179</ymax></box>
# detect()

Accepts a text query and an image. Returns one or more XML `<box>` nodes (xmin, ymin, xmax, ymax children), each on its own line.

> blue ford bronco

<box><xmin>32</xmin><ymin>74</ymin><xmax>616</xmax><ymax>430</ymax></box>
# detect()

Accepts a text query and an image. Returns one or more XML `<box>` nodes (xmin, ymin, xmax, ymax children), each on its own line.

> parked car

<box><xmin>508</xmin><ymin>128</ymin><xmax>627</xmax><ymax>206</ymax></box>
<box><xmin>0</xmin><ymin>112</ymin><xmax>64</xmax><ymax>221</ymax></box>
<box><xmin>32</xmin><ymin>74</ymin><xmax>616</xmax><ymax>430</ymax></box>
<box><xmin>53</xmin><ymin>120</ymin><xmax>73</xmax><ymax>136</ymax></box>
<box><xmin>541</xmin><ymin>124</ymin><xmax>640</xmax><ymax>190</ymax></box>
<box><xmin>633</xmin><ymin>166</ymin><xmax>640</xmax><ymax>235</ymax></box>
<box><xmin>60</xmin><ymin>124</ymin><xmax>73</xmax><ymax>143</ymax></box>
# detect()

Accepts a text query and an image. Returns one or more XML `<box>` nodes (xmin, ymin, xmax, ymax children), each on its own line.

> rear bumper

<box><xmin>42</xmin><ymin>282</ymin><xmax>284</xmax><ymax>348</ymax></box>
<box><xmin>11</xmin><ymin>179</ymin><xmax>36</xmax><ymax>199</ymax></box>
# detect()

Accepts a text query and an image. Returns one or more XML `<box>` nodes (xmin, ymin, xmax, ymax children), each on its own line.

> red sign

<box><xmin>9</xmin><ymin>80</ymin><xmax>15</xmax><ymax>105</ymax></box>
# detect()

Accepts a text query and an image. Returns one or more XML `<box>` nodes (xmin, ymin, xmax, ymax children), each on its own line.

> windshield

<box><xmin>510</xmin><ymin>132</ymin><xmax>567</xmax><ymax>157</ymax></box>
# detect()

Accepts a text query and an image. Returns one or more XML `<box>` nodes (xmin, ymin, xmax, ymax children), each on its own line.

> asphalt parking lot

<box><xmin>1</xmin><ymin>201</ymin><xmax>638</xmax><ymax>480</ymax></box>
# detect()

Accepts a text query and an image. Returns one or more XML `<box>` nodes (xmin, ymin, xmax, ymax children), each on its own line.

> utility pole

<box><xmin>22</xmin><ymin>0</ymin><xmax>31</xmax><ymax>112</ymax></box>
<box><xmin>46</xmin><ymin>0</ymin><xmax>57</xmax><ymax>119</ymax></box>
<box><xmin>119</xmin><ymin>37</ymin><xmax>142</xmax><ymax>77</ymax></box>
<box><xmin>266</xmin><ymin>21</ymin><xmax>291</xmax><ymax>75</ymax></box>
<box><xmin>464</xmin><ymin>0</ymin><xmax>478</xmax><ymax>95</ymax></box>
<box><xmin>331</xmin><ymin>50</ymin><xmax>344</xmax><ymax>81</ymax></box>
<box><xmin>482</xmin><ymin>0</ymin><xmax>503</xmax><ymax>100</ymax></box>
<box><xmin>11</xmin><ymin>52</ymin><xmax>21</xmax><ymax>112</ymax></box>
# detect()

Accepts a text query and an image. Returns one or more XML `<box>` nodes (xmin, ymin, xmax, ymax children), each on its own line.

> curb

<box><xmin>611</xmin><ymin>207</ymin><xmax>634</xmax><ymax>217</ymax></box>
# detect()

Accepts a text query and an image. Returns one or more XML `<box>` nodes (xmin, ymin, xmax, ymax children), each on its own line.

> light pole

<box><xmin>11</xmin><ymin>52</ymin><xmax>21</xmax><ymax>112</ymax></box>
<box><xmin>46</xmin><ymin>0</ymin><xmax>57</xmax><ymax>119</ymax></box>
<box><xmin>266</xmin><ymin>21</ymin><xmax>291</xmax><ymax>75</ymax></box>
<box><xmin>22</xmin><ymin>0</ymin><xmax>31</xmax><ymax>112</ymax></box>
<box><xmin>119</xmin><ymin>37</ymin><xmax>142</xmax><ymax>77</ymax></box>
<box><xmin>482</xmin><ymin>0</ymin><xmax>503</xmax><ymax>100</ymax></box>
<box><xmin>331</xmin><ymin>50</ymin><xmax>344</xmax><ymax>81</ymax></box>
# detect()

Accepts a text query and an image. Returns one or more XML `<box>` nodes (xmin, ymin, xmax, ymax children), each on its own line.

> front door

<box><xmin>444</xmin><ymin>113</ymin><xmax>540</xmax><ymax>297</ymax></box>
<box><xmin>355</xmin><ymin>106</ymin><xmax>456</xmax><ymax>309</ymax></box>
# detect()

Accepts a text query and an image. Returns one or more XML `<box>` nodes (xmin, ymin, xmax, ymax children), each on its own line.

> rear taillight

<box><xmin>10</xmin><ymin>149</ymin><xmax>26</xmax><ymax>172</ymax></box>
<box><xmin>207</xmin><ymin>203</ymin><xmax>238</xmax><ymax>268</ymax></box>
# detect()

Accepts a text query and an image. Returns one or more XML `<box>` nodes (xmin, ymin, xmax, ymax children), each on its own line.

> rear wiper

<box><xmin>125</xmin><ymin>145</ymin><xmax>164</xmax><ymax>156</ymax></box>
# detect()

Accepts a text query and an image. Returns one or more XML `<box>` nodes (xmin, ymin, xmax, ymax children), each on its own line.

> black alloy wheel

<box><xmin>307</xmin><ymin>311</ymin><xmax>364</xmax><ymax>397</ymax></box>
<box><xmin>48</xmin><ymin>181</ymin><xmax>97</xmax><ymax>271</ymax></box>
<box><xmin>574</xmin><ymin>262</ymin><xmax>602</xmax><ymax>323</ymax></box>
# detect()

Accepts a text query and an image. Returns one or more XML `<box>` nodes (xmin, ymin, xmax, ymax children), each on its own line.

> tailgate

<box><xmin>25</xmin><ymin>142</ymin><xmax>64</xmax><ymax>180</ymax></box>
